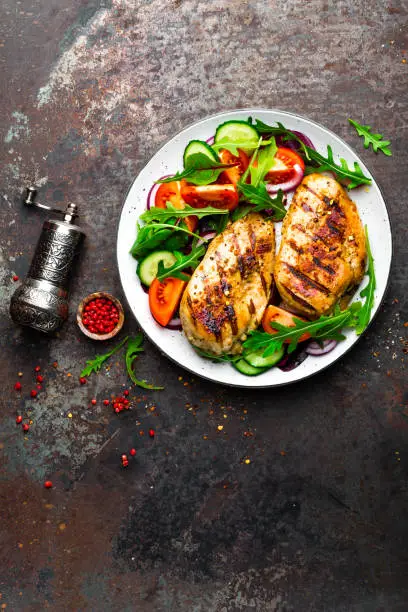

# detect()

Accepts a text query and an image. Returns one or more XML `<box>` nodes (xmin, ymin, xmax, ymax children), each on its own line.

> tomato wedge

<box><xmin>218</xmin><ymin>149</ymin><xmax>249</xmax><ymax>184</ymax></box>
<box><xmin>149</xmin><ymin>277</ymin><xmax>187</xmax><ymax>327</ymax></box>
<box><xmin>262</xmin><ymin>305</ymin><xmax>310</xmax><ymax>343</ymax></box>
<box><xmin>265</xmin><ymin>147</ymin><xmax>305</xmax><ymax>193</ymax></box>
<box><xmin>181</xmin><ymin>184</ymin><xmax>239</xmax><ymax>211</ymax></box>
<box><xmin>155</xmin><ymin>180</ymin><xmax>197</xmax><ymax>232</ymax></box>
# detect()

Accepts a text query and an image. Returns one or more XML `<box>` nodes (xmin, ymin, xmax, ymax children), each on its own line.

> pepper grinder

<box><xmin>10</xmin><ymin>186</ymin><xmax>86</xmax><ymax>333</ymax></box>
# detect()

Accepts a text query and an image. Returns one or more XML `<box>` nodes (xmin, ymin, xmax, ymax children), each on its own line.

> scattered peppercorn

<box><xmin>103</xmin><ymin>399</ymin><xmax>110</xmax><ymax>406</ymax></box>
<box><xmin>123</xmin><ymin>389</ymin><xmax>129</xmax><ymax>397</ymax></box>
<box><xmin>22</xmin><ymin>423</ymin><xmax>30</xmax><ymax>432</ymax></box>
<box><xmin>36</xmin><ymin>375</ymin><xmax>43</xmax><ymax>383</ymax></box>
<box><xmin>12</xmin><ymin>275</ymin><xmax>19</xmax><ymax>281</ymax></box>
<box><xmin>30</xmin><ymin>390</ymin><xmax>37</xmax><ymax>398</ymax></box>
<box><xmin>121</xmin><ymin>454</ymin><xmax>128</xmax><ymax>461</ymax></box>
<box><xmin>79</xmin><ymin>377</ymin><xmax>87</xmax><ymax>385</ymax></box>
<box><xmin>36</xmin><ymin>384</ymin><xmax>42</xmax><ymax>390</ymax></box>
<box><xmin>81</xmin><ymin>297</ymin><xmax>120</xmax><ymax>335</ymax></box>
<box><xmin>129</xmin><ymin>448</ymin><xmax>137</xmax><ymax>456</ymax></box>
<box><xmin>149</xmin><ymin>428</ymin><xmax>155</xmax><ymax>438</ymax></box>
<box><xmin>14</xmin><ymin>382</ymin><xmax>22</xmax><ymax>391</ymax></box>
<box><xmin>122</xmin><ymin>459</ymin><xmax>129</xmax><ymax>467</ymax></box>
<box><xmin>44</xmin><ymin>480</ymin><xmax>53</xmax><ymax>489</ymax></box>
<box><xmin>91</xmin><ymin>398</ymin><xmax>97</xmax><ymax>405</ymax></box>
<box><xmin>35</xmin><ymin>366</ymin><xmax>41</xmax><ymax>372</ymax></box>
<box><xmin>16</xmin><ymin>415</ymin><xmax>23</xmax><ymax>424</ymax></box>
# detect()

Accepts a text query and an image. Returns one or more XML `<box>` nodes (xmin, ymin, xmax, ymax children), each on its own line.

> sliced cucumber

<box><xmin>233</xmin><ymin>358</ymin><xmax>267</xmax><ymax>376</ymax></box>
<box><xmin>214</xmin><ymin>120</ymin><xmax>259</xmax><ymax>153</ymax></box>
<box><xmin>243</xmin><ymin>346</ymin><xmax>285</xmax><ymax>369</ymax></box>
<box><xmin>137</xmin><ymin>251</ymin><xmax>176</xmax><ymax>286</ymax></box>
<box><xmin>183</xmin><ymin>140</ymin><xmax>218</xmax><ymax>167</ymax></box>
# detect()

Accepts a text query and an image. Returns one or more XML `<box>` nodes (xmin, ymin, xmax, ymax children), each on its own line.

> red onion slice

<box><xmin>266</xmin><ymin>164</ymin><xmax>304</xmax><ymax>193</ymax></box>
<box><xmin>146</xmin><ymin>175</ymin><xmax>171</xmax><ymax>210</ymax></box>
<box><xmin>197</xmin><ymin>230</ymin><xmax>216</xmax><ymax>247</ymax></box>
<box><xmin>276</xmin><ymin>130</ymin><xmax>316</xmax><ymax>151</ymax></box>
<box><xmin>277</xmin><ymin>346</ymin><xmax>309</xmax><ymax>371</ymax></box>
<box><xmin>305</xmin><ymin>339</ymin><xmax>337</xmax><ymax>356</ymax></box>
<box><xmin>166</xmin><ymin>316</ymin><xmax>182</xmax><ymax>330</ymax></box>
<box><xmin>206</xmin><ymin>136</ymin><xmax>215</xmax><ymax>145</ymax></box>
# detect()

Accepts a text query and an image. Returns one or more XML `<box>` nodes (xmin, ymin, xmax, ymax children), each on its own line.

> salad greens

<box><xmin>356</xmin><ymin>225</ymin><xmax>376</xmax><ymax>334</ymax></box>
<box><xmin>233</xmin><ymin>183</ymin><xmax>285</xmax><ymax>222</ymax></box>
<box><xmin>156</xmin><ymin>153</ymin><xmax>234</xmax><ymax>186</ymax></box>
<box><xmin>304</xmin><ymin>145</ymin><xmax>371</xmax><ymax>189</ymax></box>
<box><xmin>348</xmin><ymin>119</ymin><xmax>392</xmax><ymax>156</ymax></box>
<box><xmin>140</xmin><ymin>203</ymin><xmax>229</xmax><ymax>224</ymax></box>
<box><xmin>157</xmin><ymin>245</ymin><xmax>206</xmax><ymax>282</ymax></box>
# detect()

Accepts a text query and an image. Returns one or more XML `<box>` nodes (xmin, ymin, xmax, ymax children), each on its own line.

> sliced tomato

<box><xmin>155</xmin><ymin>180</ymin><xmax>197</xmax><ymax>232</ymax></box>
<box><xmin>149</xmin><ymin>277</ymin><xmax>187</xmax><ymax>327</ymax></box>
<box><xmin>262</xmin><ymin>305</ymin><xmax>310</xmax><ymax>343</ymax></box>
<box><xmin>181</xmin><ymin>184</ymin><xmax>239</xmax><ymax>211</ymax></box>
<box><xmin>265</xmin><ymin>147</ymin><xmax>305</xmax><ymax>193</ymax></box>
<box><xmin>218</xmin><ymin>149</ymin><xmax>249</xmax><ymax>184</ymax></box>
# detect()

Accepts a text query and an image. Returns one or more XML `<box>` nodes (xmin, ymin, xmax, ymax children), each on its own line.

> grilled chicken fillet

<box><xmin>180</xmin><ymin>213</ymin><xmax>275</xmax><ymax>355</ymax></box>
<box><xmin>275</xmin><ymin>173</ymin><xmax>367</xmax><ymax>318</ymax></box>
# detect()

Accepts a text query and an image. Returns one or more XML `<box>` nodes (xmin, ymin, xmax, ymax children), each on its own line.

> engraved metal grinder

<box><xmin>10</xmin><ymin>186</ymin><xmax>86</xmax><ymax>333</ymax></box>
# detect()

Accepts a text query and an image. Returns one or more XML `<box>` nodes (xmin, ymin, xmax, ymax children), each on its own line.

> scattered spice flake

<box><xmin>35</xmin><ymin>366</ymin><xmax>41</xmax><ymax>372</ymax></box>
<box><xmin>183</xmin><ymin>382</ymin><xmax>189</xmax><ymax>387</ymax></box>
<box><xmin>123</xmin><ymin>389</ymin><xmax>129</xmax><ymax>397</ymax></box>
<box><xmin>280</xmin><ymin>450</ymin><xmax>287</xmax><ymax>456</ymax></box>
<box><xmin>59</xmin><ymin>523</ymin><xmax>66</xmax><ymax>531</ymax></box>
<box><xmin>103</xmin><ymin>399</ymin><xmax>110</xmax><ymax>406</ymax></box>
<box><xmin>178</xmin><ymin>376</ymin><xmax>183</xmax><ymax>381</ymax></box>
<box><xmin>22</xmin><ymin>424</ymin><xmax>30</xmax><ymax>432</ymax></box>
<box><xmin>404</xmin><ymin>322</ymin><xmax>408</xmax><ymax>327</ymax></box>
<box><xmin>244</xmin><ymin>458</ymin><xmax>251</xmax><ymax>464</ymax></box>
<box><xmin>149</xmin><ymin>428</ymin><xmax>155</xmax><ymax>438</ymax></box>
<box><xmin>139</xmin><ymin>430</ymin><xmax>144</xmax><ymax>436</ymax></box>
<box><xmin>66</xmin><ymin>372</ymin><xmax>72</xmax><ymax>377</ymax></box>
<box><xmin>243</xmin><ymin>431</ymin><xmax>253</xmax><ymax>438</ymax></box>
<box><xmin>14</xmin><ymin>382</ymin><xmax>22</xmax><ymax>391</ymax></box>
<box><xmin>15</xmin><ymin>416</ymin><xmax>23</xmax><ymax>424</ymax></box>
<box><xmin>18</xmin><ymin>543</ymin><xmax>23</xmax><ymax>549</ymax></box>
<box><xmin>36</xmin><ymin>375</ymin><xmax>43</xmax><ymax>383</ymax></box>
<box><xmin>129</xmin><ymin>448</ymin><xmax>137</xmax><ymax>456</ymax></box>
<box><xmin>52</xmin><ymin>361</ymin><xmax>58</xmax><ymax>368</ymax></box>
<box><xmin>223</xmin><ymin>414</ymin><xmax>228</xmax><ymax>419</ymax></box>
<box><xmin>91</xmin><ymin>399</ymin><xmax>97</xmax><ymax>406</ymax></box>
<box><xmin>44</xmin><ymin>480</ymin><xmax>53</xmax><ymax>489</ymax></box>
<box><xmin>67</xmin><ymin>413</ymin><xmax>73</xmax><ymax>419</ymax></box>
<box><xmin>18</xmin><ymin>372</ymin><xmax>23</xmax><ymax>377</ymax></box>
<box><xmin>30</xmin><ymin>390</ymin><xmax>37</xmax><ymax>398</ymax></box>
<box><xmin>79</xmin><ymin>377</ymin><xmax>87</xmax><ymax>385</ymax></box>
<box><xmin>217</xmin><ymin>425</ymin><xmax>224</xmax><ymax>431</ymax></box>
<box><xmin>13</xmin><ymin>274</ymin><xmax>19</xmax><ymax>281</ymax></box>
<box><xmin>203</xmin><ymin>435</ymin><xmax>208</xmax><ymax>440</ymax></box>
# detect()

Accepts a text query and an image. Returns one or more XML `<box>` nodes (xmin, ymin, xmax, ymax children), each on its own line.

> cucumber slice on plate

<box><xmin>137</xmin><ymin>251</ymin><xmax>176</xmax><ymax>286</ymax></box>
<box><xmin>183</xmin><ymin>140</ymin><xmax>218</xmax><ymax>167</ymax></box>
<box><xmin>233</xmin><ymin>358</ymin><xmax>267</xmax><ymax>376</ymax></box>
<box><xmin>244</xmin><ymin>346</ymin><xmax>285</xmax><ymax>369</ymax></box>
<box><xmin>214</xmin><ymin>120</ymin><xmax>259</xmax><ymax>153</ymax></box>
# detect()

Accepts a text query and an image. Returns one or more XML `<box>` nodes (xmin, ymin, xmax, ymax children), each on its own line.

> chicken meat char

<box><xmin>180</xmin><ymin>213</ymin><xmax>275</xmax><ymax>355</ymax></box>
<box><xmin>275</xmin><ymin>173</ymin><xmax>367</xmax><ymax>318</ymax></box>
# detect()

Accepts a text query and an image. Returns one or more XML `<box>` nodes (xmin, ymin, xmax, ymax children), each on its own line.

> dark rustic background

<box><xmin>0</xmin><ymin>1</ymin><xmax>407</xmax><ymax>610</ymax></box>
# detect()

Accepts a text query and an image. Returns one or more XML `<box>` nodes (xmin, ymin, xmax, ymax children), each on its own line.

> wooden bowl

<box><xmin>77</xmin><ymin>292</ymin><xmax>124</xmax><ymax>341</ymax></box>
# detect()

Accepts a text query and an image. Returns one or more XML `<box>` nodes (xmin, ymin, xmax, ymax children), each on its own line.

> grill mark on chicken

<box><xmin>284</xmin><ymin>263</ymin><xmax>332</xmax><ymax>296</ymax></box>
<box><xmin>248</xmin><ymin>299</ymin><xmax>256</xmax><ymax>315</ymax></box>
<box><xmin>281</xmin><ymin>284</ymin><xmax>317</xmax><ymax>311</ymax></box>
<box><xmin>186</xmin><ymin>296</ymin><xmax>197</xmax><ymax>325</ymax></box>
<box><xmin>214</xmin><ymin>254</ymin><xmax>238</xmax><ymax>337</ymax></box>
<box><xmin>231</xmin><ymin>229</ymin><xmax>268</xmax><ymax>295</ymax></box>
<box><xmin>326</xmin><ymin>220</ymin><xmax>344</xmax><ymax>236</ymax></box>
<box><xmin>289</xmin><ymin>239</ymin><xmax>303</xmax><ymax>254</ymax></box>
<box><xmin>312</xmin><ymin>256</ymin><xmax>336</xmax><ymax>275</ymax></box>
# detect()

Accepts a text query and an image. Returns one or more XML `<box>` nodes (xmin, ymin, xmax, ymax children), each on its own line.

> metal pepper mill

<box><xmin>10</xmin><ymin>186</ymin><xmax>86</xmax><ymax>333</ymax></box>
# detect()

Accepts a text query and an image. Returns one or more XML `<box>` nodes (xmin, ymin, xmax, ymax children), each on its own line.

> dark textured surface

<box><xmin>0</xmin><ymin>1</ymin><xmax>407</xmax><ymax>610</ymax></box>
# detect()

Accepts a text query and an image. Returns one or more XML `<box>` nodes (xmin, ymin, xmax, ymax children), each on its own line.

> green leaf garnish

<box><xmin>156</xmin><ymin>153</ymin><xmax>236</xmax><ymax>186</ymax></box>
<box><xmin>212</xmin><ymin>137</ymin><xmax>274</xmax><ymax>157</ymax></box>
<box><xmin>140</xmin><ymin>203</ymin><xmax>229</xmax><ymax>224</ymax></box>
<box><xmin>304</xmin><ymin>145</ymin><xmax>372</xmax><ymax>189</ymax></box>
<box><xmin>233</xmin><ymin>183</ymin><xmax>286</xmax><ymax>221</ymax></box>
<box><xmin>249</xmin><ymin>139</ymin><xmax>278</xmax><ymax>187</ymax></box>
<box><xmin>125</xmin><ymin>334</ymin><xmax>164</xmax><ymax>389</ymax></box>
<box><xmin>355</xmin><ymin>226</ymin><xmax>376</xmax><ymax>334</ymax></box>
<box><xmin>194</xmin><ymin>347</ymin><xmax>241</xmax><ymax>363</ymax></box>
<box><xmin>80</xmin><ymin>336</ymin><xmax>129</xmax><ymax>378</ymax></box>
<box><xmin>348</xmin><ymin>119</ymin><xmax>392</xmax><ymax>156</ymax></box>
<box><xmin>157</xmin><ymin>245</ymin><xmax>206</xmax><ymax>282</ymax></box>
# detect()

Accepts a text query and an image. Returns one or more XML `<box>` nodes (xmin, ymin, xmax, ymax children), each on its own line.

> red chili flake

<box><xmin>103</xmin><ymin>399</ymin><xmax>110</xmax><ymax>406</ymax></box>
<box><xmin>36</xmin><ymin>384</ymin><xmax>42</xmax><ymax>390</ymax></box>
<box><xmin>12</xmin><ymin>275</ymin><xmax>19</xmax><ymax>282</ymax></box>
<box><xmin>22</xmin><ymin>423</ymin><xmax>30</xmax><ymax>432</ymax></box>
<box><xmin>30</xmin><ymin>389</ymin><xmax>37</xmax><ymax>398</ymax></box>
<box><xmin>122</xmin><ymin>459</ymin><xmax>129</xmax><ymax>467</ymax></box>
<box><xmin>34</xmin><ymin>366</ymin><xmax>41</xmax><ymax>372</ymax></box>
<box><xmin>81</xmin><ymin>297</ymin><xmax>120</xmax><ymax>335</ymax></box>
<box><xmin>123</xmin><ymin>389</ymin><xmax>129</xmax><ymax>397</ymax></box>
<box><xmin>114</xmin><ymin>407</ymin><xmax>120</xmax><ymax>414</ymax></box>
<box><xmin>129</xmin><ymin>448</ymin><xmax>137</xmax><ymax>456</ymax></box>
<box><xmin>149</xmin><ymin>428</ymin><xmax>155</xmax><ymax>438</ymax></box>
<box><xmin>121</xmin><ymin>454</ymin><xmax>128</xmax><ymax>461</ymax></box>
<box><xmin>44</xmin><ymin>480</ymin><xmax>53</xmax><ymax>489</ymax></box>
<box><xmin>36</xmin><ymin>375</ymin><xmax>44</xmax><ymax>383</ymax></box>
<box><xmin>79</xmin><ymin>377</ymin><xmax>87</xmax><ymax>385</ymax></box>
<box><xmin>16</xmin><ymin>415</ymin><xmax>23</xmax><ymax>424</ymax></box>
<box><xmin>91</xmin><ymin>398</ymin><xmax>97</xmax><ymax>405</ymax></box>
<box><xmin>14</xmin><ymin>382</ymin><xmax>22</xmax><ymax>391</ymax></box>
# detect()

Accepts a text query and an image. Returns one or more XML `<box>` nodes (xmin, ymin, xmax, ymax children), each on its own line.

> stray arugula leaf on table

<box><xmin>355</xmin><ymin>226</ymin><xmax>376</xmax><ymax>334</ymax></box>
<box><xmin>156</xmin><ymin>152</ymin><xmax>235</xmax><ymax>186</ymax></box>
<box><xmin>80</xmin><ymin>336</ymin><xmax>129</xmax><ymax>378</ymax></box>
<box><xmin>348</xmin><ymin>119</ymin><xmax>392</xmax><ymax>156</ymax></box>
<box><xmin>157</xmin><ymin>245</ymin><xmax>206</xmax><ymax>282</ymax></box>
<box><xmin>125</xmin><ymin>334</ymin><xmax>164</xmax><ymax>389</ymax></box>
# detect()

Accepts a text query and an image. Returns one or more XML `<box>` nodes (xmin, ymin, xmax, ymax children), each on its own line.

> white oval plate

<box><xmin>117</xmin><ymin>109</ymin><xmax>392</xmax><ymax>388</ymax></box>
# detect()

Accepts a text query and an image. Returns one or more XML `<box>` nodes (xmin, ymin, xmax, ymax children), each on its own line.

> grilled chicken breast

<box><xmin>275</xmin><ymin>173</ymin><xmax>366</xmax><ymax>318</ymax></box>
<box><xmin>180</xmin><ymin>213</ymin><xmax>275</xmax><ymax>355</ymax></box>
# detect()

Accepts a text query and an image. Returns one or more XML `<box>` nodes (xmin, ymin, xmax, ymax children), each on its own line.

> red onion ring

<box><xmin>276</xmin><ymin>130</ymin><xmax>316</xmax><ymax>151</ymax></box>
<box><xmin>206</xmin><ymin>136</ymin><xmax>215</xmax><ymax>145</ymax></box>
<box><xmin>277</xmin><ymin>346</ymin><xmax>309</xmax><ymax>371</ymax></box>
<box><xmin>146</xmin><ymin>175</ymin><xmax>171</xmax><ymax>210</ymax></box>
<box><xmin>305</xmin><ymin>339</ymin><xmax>337</xmax><ymax>356</ymax></box>
<box><xmin>197</xmin><ymin>230</ymin><xmax>216</xmax><ymax>247</ymax></box>
<box><xmin>266</xmin><ymin>164</ymin><xmax>304</xmax><ymax>193</ymax></box>
<box><xmin>166</xmin><ymin>316</ymin><xmax>182</xmax><ymax>330</ymax></box>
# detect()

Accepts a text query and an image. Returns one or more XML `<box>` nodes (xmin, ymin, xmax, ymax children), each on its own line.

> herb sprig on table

<box><xmin>348</xmin><ymin>119</ymin><xmax>392</xmax><ymax>156</ymax></box>
<box><xmin>80</xmin><ymin>335</ymin><xmax>163</xmax><ymax>390</ymax></box>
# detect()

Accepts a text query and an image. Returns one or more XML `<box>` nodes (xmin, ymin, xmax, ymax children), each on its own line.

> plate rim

<box><xmin>116</xmin><ymin>107</ymin><xmax>393</xmax><ymax>388</ymax></box>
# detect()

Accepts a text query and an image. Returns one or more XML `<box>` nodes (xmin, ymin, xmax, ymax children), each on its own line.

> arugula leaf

<box><xmin>140</xmin><ymin>203</ymin><xmax>229</xmax><ymax>223</ymax></box>
<box><xmin>80</xmin><ymin>336</ymin><xmax>129</xmax><ymax>378</ymax></box>
<box><xmin>348</xmin><ymin>119</ymin><xmax>392</xmax><ymax>156</ymax></box>
<box><xmin>233</xmin><ymin>182</ymin><xmax>286</xmax><ymax>221</ymax></box>
<box><xmin>125</xmin><ymin>334</ymin><xmax>164</xmax><ymax>390</ymax></box>
<box><xmin>157</xmin><ymin>245</ymin><xmax>206</xmax><ymax>282</ymax></box>
<box><xmin>247</xmin><ymin>118</ymin><xmax>310</xmax><ymax>158</ymax></box>
<box><xmin>249</xmin><ymin>139</ymin><xmax>278</xmax><ymax>187</ymax></box>
<box><xmin>156</xmin><ymin>153</ymin><xmax>235</xmax><ymax>186</ymax></box>
<box><xmin>130</xmin><ymin>218</ymin><xmax>196</xmax><ymax>259</ymax></box>
<box><xmin>194</xmin><ymin>347</ymin><xmax>241</xmax><ymax>363</ymax></box>
<box><xmin>243</xmin><ymin>303</ymin><xmax>362</xmax><ymax>357</ymax></box>
<box><xmin>304</xmin><ymin>145</ymin><xmax>372</xmax><ymax>189</ymax></box>
<box><xmin>215</xmin><ymin>212</ymin><xmax>230</xmax><ymax>234</ymax></box>
<box><xmin>355</xmin><ymin>226</ymin><xmax>376</xmax><ymax>334</ymax></box>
